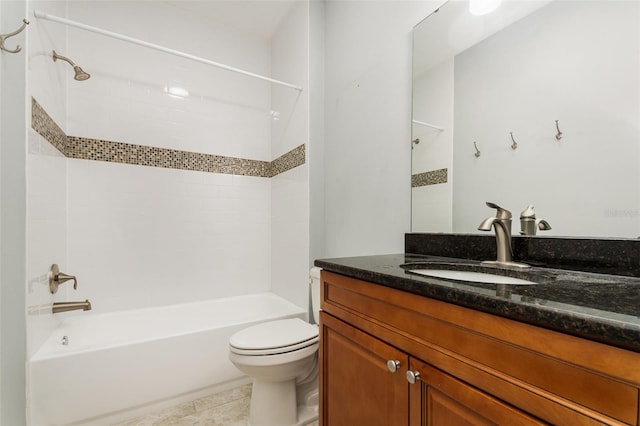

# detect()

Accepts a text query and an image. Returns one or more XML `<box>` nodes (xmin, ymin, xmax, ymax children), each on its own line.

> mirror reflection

<box><xmin>411</xmin><ymin>0</ymin><xmax>640</xmax><ymax>238</ymax></box>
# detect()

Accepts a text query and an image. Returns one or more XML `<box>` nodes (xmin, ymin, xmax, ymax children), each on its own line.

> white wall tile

<box><xmin>271</xmin><ymin>165</ymin><xmax>310</xmax><ymax>311</ymax></box>
<box><xmin>26</xmin><ymin>0</ymin><xmax>69</xmax><ymax>359</ymax></box>
<box><xmin>270</xmin><ymin>2</ymin><xmax>310</xmax><ymax>310</ymax></box>
<box><xmin>67</xmin><ymin>160</ymin><xmax>272</xmax><ymax>313</ymax></box>
<box><xmin>66</xmin><ymin>1</ymin><xmax>272</xmax><ymax>160</ymax></box>
<box><xmin>28</xmin><ymin>1</ymin><xmax>311</xmax><ymax>321</ymax></box>
<box><xmin>270</xmin><ymin>1</ymin><xmax>309</xmax><ymax>159</ymax></box>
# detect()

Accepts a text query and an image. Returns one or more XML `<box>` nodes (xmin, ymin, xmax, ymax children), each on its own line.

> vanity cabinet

<box><xmin>322</xmin><ymin>313</ymin><xmax>541</xmax><ymax>425</ymax></box>
<box><xmin>319</xmin><ymin>271</ymin><xmax>640</xmax><ymax>425</ymax></box>
<box><xmin>321</xmin><ymin>313</ymin><xmax>408</xmax><ymax>425</ymax></box>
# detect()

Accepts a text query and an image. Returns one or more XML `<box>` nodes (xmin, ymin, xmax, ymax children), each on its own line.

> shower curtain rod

<box><xmin>33</xmin><ymin>10</ymin><xmax>303</xmax><ymax>92</ymax></box>
<box><xmin>412</xmin><ymin>120</ymin><xmax>444</xmax><ymax>131</ymax></box>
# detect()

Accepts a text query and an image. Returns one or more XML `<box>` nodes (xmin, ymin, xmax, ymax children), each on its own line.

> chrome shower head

<box><xmin>52</xmin><ymin>50</ymin><xmax>91</xmax><ymax>81</ymax></box>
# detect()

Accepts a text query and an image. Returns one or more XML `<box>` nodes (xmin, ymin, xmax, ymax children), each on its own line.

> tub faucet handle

<box><xmin>49</xmin><ymin>264</ymin><xmax>78</xmax><ymax>294</ymax></box>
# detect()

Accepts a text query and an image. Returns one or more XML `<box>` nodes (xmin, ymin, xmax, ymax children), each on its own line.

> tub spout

<box><xmin>52</xmin><ymin>300</ymin><xmax>92</xmax><ymax>314</ymax></box>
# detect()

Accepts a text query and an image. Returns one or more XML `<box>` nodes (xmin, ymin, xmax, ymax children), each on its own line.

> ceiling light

<box><xmin>469</xmin><ymin>0</ymin><xmax>502</xmax><ymax>16</ymax></box>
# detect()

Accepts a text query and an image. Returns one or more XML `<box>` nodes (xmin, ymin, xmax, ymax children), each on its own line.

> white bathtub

<box><xmin>29</xmin><ymin>293</ymin><xmax>307</xmax><ymax>426</ymax></box>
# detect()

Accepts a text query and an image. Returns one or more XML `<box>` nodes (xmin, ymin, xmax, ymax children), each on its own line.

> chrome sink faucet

<box><xmin>478</xmin><ymin>202</ymin><xmax>529</xmax><ymax>268</ymax></box>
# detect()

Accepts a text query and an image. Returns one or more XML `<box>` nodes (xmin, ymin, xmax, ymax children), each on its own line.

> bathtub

<box><xmin>29</xmin><ymin>293</ymin><xmax>307</xmax><ymax>426</ymax></box>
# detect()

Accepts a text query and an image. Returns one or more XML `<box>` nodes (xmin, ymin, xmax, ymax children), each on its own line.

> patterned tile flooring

<box><xmin>112</xmin><ymin>384</ymin><xmax>319</xmax><ymax>426</ymax></box>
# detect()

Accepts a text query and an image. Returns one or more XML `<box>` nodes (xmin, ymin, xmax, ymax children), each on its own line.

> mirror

<box><xmin>411</xmin><ymin>0</ymin><xmax>640</xmax><ymax>238</ymax></box>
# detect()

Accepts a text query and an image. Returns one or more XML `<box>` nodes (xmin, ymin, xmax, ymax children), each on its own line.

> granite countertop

<box><xmin>314</xmin><ymin>253</ymin><xmax>640</xmax><ymax>353</ymax></box>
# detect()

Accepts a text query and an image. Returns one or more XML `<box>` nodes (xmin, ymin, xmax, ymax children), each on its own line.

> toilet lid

<box><xmin>229</xmin><ymin>318</ymin><xmax>319</xmax><ymax>353</ymax></box>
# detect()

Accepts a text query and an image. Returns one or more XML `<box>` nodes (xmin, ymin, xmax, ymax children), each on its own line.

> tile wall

<box><xmin>26</xmin><ymin>0</ymin><xmax>69</xmax><ymax>361</ymax></box>
<box><xmin>32</xmin><ymin>97</ymin><xmax>305</xmax><ymax>177</ymax></box>
<box><xmin>27</xmin><ymin>0</ymin><xmax>310</xmax><ymax>353</ymax></box>
<box><xmin>270</xmin><ymin>1</ymin><xmax>311</xmax><ymax>311</ymax></box>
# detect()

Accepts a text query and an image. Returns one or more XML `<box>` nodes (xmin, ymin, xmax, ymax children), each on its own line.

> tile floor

<box><xmin>112</xmin><ymin>384</ymin><xmax>319</xmax><ymax>426</ymax></box>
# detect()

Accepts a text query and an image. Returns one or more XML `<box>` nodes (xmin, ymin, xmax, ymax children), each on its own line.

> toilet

<box><xmin>229</xmin><ymin>267</ymin><xmax>322</xmax><ymax>426</ymax></box>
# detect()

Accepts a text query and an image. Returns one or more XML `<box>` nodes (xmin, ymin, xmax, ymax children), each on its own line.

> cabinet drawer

<box><xmin>322</xmin><ymin>271</ymin><xmax>640</xmax><ymax>425</ymax></box>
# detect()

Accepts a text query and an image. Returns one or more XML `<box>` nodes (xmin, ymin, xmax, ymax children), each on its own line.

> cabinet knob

<box><xmin>386</xmin><ymin>360</ymin><xmax>401</xmax><ymax>373</ymax></box>
<box><xmin>406</xmin><ymin>370</ymin><xmax>421</xmax><ymax>384</ymax></box>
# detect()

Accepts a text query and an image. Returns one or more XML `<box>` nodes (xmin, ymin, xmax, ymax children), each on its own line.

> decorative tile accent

<box><xmin>66</xmin><ymin>136</ymin><xmax>273</xmax><ymax>177</ymax></box>
<box><xmin>411</xmin><ymin>168</ymin><xmax>448</xmax><ymax>188</ymax></box>
<box><xmin>32</xmin><ymin>98</ymin><xmax>305</xmax><ymax>178</ymax></box>
<box><xmin>31</xmin><ymin>98</ymin><xmax>67</xmax><ymax>156</ymax></box>
<box><xmin>270</xmin><ymin>144</ymin><xmax>306</xmax><ymax>177</ymax></box>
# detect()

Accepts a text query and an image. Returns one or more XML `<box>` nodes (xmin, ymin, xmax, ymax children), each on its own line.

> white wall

<box><xmin>62</xmin><ymin>1</ymin><xmax>276</xmax><ymax>313</ymax></box>
<box><xmin>452</xmin><ymin>1</ymin><xmax>640</xmax><ymax>238</ymax></box>
<box><xmin>309</xmin><ymin>0</ymin><xmax>325</xmax><ymax>268</ymax></box>
<box><xmin>270</xmin><ymin>1</ymin><xmax>311</xmax><ymax>311</ymax></box>
<box><xmin>1</xmin><ymin>1</ymin><xmax>28</xmax><ymax>423</ymax></box>
<box><xmin>323</xmin><ymin>0</ymin><xmax>439</xmax><ymax>257</ymax></box>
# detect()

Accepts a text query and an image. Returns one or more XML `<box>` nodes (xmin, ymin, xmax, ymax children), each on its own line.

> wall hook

<box><xmin>474</xmin><ymin>141</ymin><xmax>481</xmax><ymax>158</ymax></box>
<box><xmin>411</xmin><ymin>138</ymin><xmax>420</xmax><ymax>150</ymax></box>
<box><xmin>555</xmin><ymin>119</ymin><xmax>563</xmax><ymax>140</ymax></box>
<box><xmin>0</xmin><ymin>19</ymin><xmax>29</xmax><ymax>54</ymax></box>
<box><xmin>510</xmin><ymin>132</ymin><xmax>518</xmax><ymax>150</ymax></box>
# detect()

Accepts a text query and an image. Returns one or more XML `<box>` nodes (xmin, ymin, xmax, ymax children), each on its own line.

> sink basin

<box><xmin>402</xmin><ymin>260</ymin><xmax>543</xmax><ymax>285</ymax></box>
<box><xmin>408</xmin><ymin>269</ymin><xmax>537</xmax><ymax>285</ymax></box>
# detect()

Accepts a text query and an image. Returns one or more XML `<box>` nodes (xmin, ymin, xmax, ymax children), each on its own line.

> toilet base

<box><xmin>248</xmin><ymin>379</ymin><xmax>318</xmax><ymax>426</ymax></box>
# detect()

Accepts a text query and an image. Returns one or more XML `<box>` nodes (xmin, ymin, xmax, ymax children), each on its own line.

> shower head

<box><xmin>52</xmin><ymin>50</ymin><xmax>91</xmax><ymax>81</ymax></box>
<box><xmin>72</xmin><ymin>66</ymin><xmax>91</xmax><ymax>81</ymax></box>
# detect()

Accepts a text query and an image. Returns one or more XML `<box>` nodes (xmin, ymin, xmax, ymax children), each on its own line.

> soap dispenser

<box><xmin>520</xmin><ymin>205</ymin><xmax>551</xmax><ymax>236</ymax></box>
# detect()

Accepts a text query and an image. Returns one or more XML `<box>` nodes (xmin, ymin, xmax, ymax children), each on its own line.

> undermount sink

<box><xmin>401</xmin><ymin>260</ymin><xmax>542</xmax><ymax>286</ymax></box>
<box><xmin>408</xmin><ymin>269</ymin><xmax>537</xmax><ymax>285</ymax></box>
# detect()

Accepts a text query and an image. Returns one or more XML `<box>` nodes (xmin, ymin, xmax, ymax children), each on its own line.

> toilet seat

<box><xmin>229</xmin><ymin>318</ymin><xmax>319</xmax><ymax>356</ymax></box>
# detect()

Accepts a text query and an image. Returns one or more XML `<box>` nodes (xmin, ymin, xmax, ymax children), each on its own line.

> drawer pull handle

<box><xmin>386</xmin><ymin>360</ymin><xmax>401</xmax><ymax>373</ymax></box>
<box><xmin>406</xmin><ymin>370</ymin><xmax>421</xmax><ymax>384</ymax></box>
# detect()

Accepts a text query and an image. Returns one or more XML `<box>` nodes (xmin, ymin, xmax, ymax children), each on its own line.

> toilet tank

<box><xmin>310</xmin><ymin>267</ymin><xmax>322</xmax><ymax>324</ymax></box>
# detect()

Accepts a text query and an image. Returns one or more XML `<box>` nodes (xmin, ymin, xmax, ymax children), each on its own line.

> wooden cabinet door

<box><xmin>408</xmin><ymin>358</ymin><xmax>546</xmax><ymax>426</ymax></box>
<box><xmin>320</xmin><ymin>312</ymin><xmax>409</xmax><ymax>426</ymax></box>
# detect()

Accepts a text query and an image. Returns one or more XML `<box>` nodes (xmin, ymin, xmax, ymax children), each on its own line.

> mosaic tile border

<box><xmin>270</xmin><ymin>144</ymin><xmax>305</xmax><ymax>177</ymax></box>
<box><xmin>32</xmin><ymin>97</ymin><xmax>304</xmax><ymax>178</ymax></box>
<box><xmin>411</xmin><ymin>168</ymin><xmax>448</xmax><ymax>188</ymax></box>
<box><xmin>32</xmin><ymin>98</ymin><xmax>68</xmax><ymax>155</ymax></box>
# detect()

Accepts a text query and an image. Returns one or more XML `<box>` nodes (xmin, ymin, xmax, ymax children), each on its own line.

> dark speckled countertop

<box><xmin>314</xmin><ymin>253</ymin><xmax>640</xmax><ymax>353</ymax></box>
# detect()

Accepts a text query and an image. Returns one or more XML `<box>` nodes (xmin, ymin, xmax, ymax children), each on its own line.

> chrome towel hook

<box><xmin>1</xmin><ymin>19</ymin><xmax>29</xmax><ymax>53</ymax></box>
<box><xmin>510</xmin><ymin>132</ymin><xmax>518</xmax><ymax>150</ymax></box>
<box><xmin>555</xmin><ymin>119</ymin><xmax>563</xmax><ymax>140</ymax></box>
<box><xmin>473</xmin><ymin>141</ymin><xmax>481</xmax><ymax>158</ymax></box>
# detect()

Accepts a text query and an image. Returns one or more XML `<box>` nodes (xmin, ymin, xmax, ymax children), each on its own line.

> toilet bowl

<box><xmin>228</xmin><ymin>268</ymin><xmax>322</xmax><ymax>426</ymax></box>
